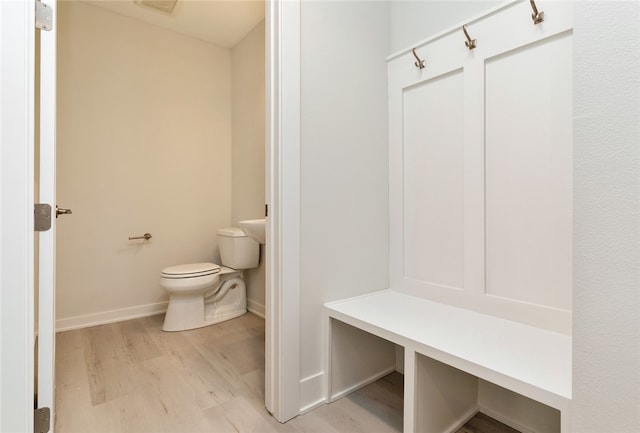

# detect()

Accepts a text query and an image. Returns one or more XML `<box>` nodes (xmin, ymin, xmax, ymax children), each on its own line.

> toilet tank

<box><xmin>216</xmin><ymin>227</ymin><xmax>259</xmax><ymax>269</ymax></box>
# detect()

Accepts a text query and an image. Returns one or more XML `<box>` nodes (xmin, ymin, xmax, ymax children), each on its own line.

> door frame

<box><xmin>37</xmin><ymin>0</ymin><xmax>58</xmax><ymax>418</ymax></box>
<box><xmin>0</xmin><ymin>0</ymin><xmax>304</xmax><ymax>428</ymax></box>
<box><xmin>265</xmin><ymin>0</ymin><xmax>301</xmax><ymax>422</ymax></box>
<box><xmin>0</xmin><ymin>0</ymin><xmax>36</xmax><ymax>431</ymax></box>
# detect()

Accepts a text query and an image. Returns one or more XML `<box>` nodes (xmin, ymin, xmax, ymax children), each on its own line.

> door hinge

<box><xmin>35</xmin><ymin>0</ymin><xmax>53</xmax><ymax>31</ymax></box>
<box><xmin>34</xmin><ymin>407</ymin><xmax>51</xmax><ymax>433</ymax></box>
<box><xmin>35</xmin><ymin>204</ymin><xmax>52</xmax><ymax>232</ymax></box>
<box><xmin>265</xmin><ymin>204</ymin><xmax>268</xmax><ymax>217</ymax></box>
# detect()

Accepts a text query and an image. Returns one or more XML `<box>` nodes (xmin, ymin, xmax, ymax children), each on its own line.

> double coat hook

<box><xmin>462</xmin><ymin>25</ymin><xmax>476</xmax><ymax>50</ymax></box>
<box><xmin>412</xmin><ymin>1</ymin><xmax>545</xmax><ymax>69</ymax></box>
<box><xmin>412</xmin><ymin>48</ymin><xmax>426</xmax><ymax>69</ymax></box>
<box><xmin>530</xmin><ymin>0</ymin><xmax>544</xmax><ymax>24</ymax></box>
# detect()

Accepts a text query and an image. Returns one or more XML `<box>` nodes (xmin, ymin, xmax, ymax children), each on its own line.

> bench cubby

<box><xmin>325</xmin><ymin>291</ymin><xmax>570</xmax><ymax>433</ymax></box>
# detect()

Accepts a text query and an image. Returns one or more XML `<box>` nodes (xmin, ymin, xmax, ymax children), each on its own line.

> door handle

<box><xmin>56</xmin><ymin>206</ymin><xmax>72</xmax><ymax>218</ymax></box>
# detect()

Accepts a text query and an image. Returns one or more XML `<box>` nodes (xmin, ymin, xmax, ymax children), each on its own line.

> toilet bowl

<box><xmin>160</xmin><ymin>228</ymin><xmax>259</xmax><ymax>332</ymax></box>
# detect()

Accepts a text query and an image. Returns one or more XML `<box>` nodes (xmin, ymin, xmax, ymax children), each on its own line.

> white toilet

<box><xmin>160</xmin><ymin>228</ymin><xmax>259</xmax><ymax>332</ymax></box>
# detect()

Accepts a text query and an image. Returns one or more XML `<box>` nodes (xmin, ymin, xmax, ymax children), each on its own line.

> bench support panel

<box><xmin>328</xmin><ymin>318</ymin><xmax>397</xmax><ymax>402</ymax></box>
<box><xmin>415</xmin><ymin>353</ymin><xmax>478</xmax><ymax>433</ymax></box>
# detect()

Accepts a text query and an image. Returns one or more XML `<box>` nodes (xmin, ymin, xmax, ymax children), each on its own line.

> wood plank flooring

<box><xmin>55</xmin><ymin>313</ymin><xmax>516</xmax><ymax>433</ymax></box>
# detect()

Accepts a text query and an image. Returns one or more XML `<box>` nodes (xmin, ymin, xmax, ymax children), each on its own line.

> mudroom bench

<box><xmin>324</xmin><ymin>290</ymin><xmax>571</xmax><ymax>433</ymax></box>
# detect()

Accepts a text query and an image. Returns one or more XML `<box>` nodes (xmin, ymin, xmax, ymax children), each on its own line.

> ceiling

<box><xmin>85</xmin><ymin>0</ymin><xmax>265</xmax><ymax>48</ymax></box>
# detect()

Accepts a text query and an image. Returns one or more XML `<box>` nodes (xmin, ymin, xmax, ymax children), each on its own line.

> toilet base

<box><xmin>204</xmin><ymin>307</ymin><xmax>247</xmax><ymax>327</ymax></box>
<box><xmin>162</xmin><ymin>275</ymin><xmax>247</xmax><ymax>332</ymax></box>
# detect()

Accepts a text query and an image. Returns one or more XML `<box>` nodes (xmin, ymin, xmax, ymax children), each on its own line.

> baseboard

<box><xmin>477</xmin><ymin>405</ymin><xmax>536</xmax><ymax>433</ymax></box>
<box><xmin>56</xmin><ymin>301</ymin><xmax>168</xmax><ymax>332</ymax></box>
<box><xmin>444</xmin><ymin>407</ymin><xmax>479</xmax><ymax>433</ymax></box>
<box><xmin>247</xmin><ymin>298</ymin><xmax>265</xmax><ymax>318</ymax></box>
<box><xmin>300</xmin><ymin>371</ymin><xmax>325</xmax><ymax>413</ymax></box>
<box><xmin>330</xmin><ymin>365</ymin><xmax>396</xmax><ymax>402</ymax></box>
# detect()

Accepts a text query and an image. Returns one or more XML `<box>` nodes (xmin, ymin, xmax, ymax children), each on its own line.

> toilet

<box><xmin>160</xmin><ymin>227</ymin><xmax>259</xmax><ymax>332</ymax></box>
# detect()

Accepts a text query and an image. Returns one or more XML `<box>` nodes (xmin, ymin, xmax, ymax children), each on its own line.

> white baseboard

<box><xmin>330</xmin><ymin>366</ymin><xmax>396</xmax><ymax>402</ymax></box>
<box><xmin>300</xmin><ymin>371</ymin><xmax>325</xmax><ymax>413</ymax></box>
<box><xmin>58</xmin><ymin>298</ymin><xmax>264</xmax><ymax>332</ymax></box>
<box><xmin>444</xmin><ymin>407</ymin><xmax>479</xmax><ymax>433</ymax></box>
<box><xmin>56</xmin><ymin>301</ymin><xmax>168</xmax><ymax>332</ymax></box>
<box><xmin>247</xmin><ymin>298</ymin><xmax>265</xmax><ymax>318</ymax></box>
<box><xmin>477</xmin><ymin>405</ymin><xmax>536</xmax><ymax>433</ymax></box>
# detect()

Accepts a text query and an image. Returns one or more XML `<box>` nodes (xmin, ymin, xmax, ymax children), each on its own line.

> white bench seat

<box><xmin>324</xmin><ymin>290</ymin><xmax>572</xmax><ymax>432</ymax></box>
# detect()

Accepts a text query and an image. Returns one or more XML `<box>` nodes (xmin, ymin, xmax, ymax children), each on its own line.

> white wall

<box><xmin>389</xmin><ymin>0</ymin><xmax>499</xmax><ymax>53</ymax></box>
<box><xmin>231</xmin><ymin>21</ymin><xmax>266</xmax><ymax>316</ymax></box>
<box><xmin>572</xmin><ymin>2</ymin><xmax>640</xmax><ymax>431</ymax></box>
<box><xmin>56</xmin><ymin>2</ymin><xmax>232</xmax><ymax>328</ymax></box>
<box><xmin>299</xmin><ymin>0</ymin><xmax>390</xmax><ymax>405</ymax></box>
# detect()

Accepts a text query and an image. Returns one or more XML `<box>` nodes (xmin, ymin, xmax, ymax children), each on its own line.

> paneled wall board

<box><xmin>403</xmin><ymin>70</ymin><xmax>464</xmax><ymax>289</ymax></box>
<box><xmin>388</xmin><ymin>1</ymin><xmax>574</xmax><ymax>333</ymax></box>
<box><xmin>485</xmin><ymin>32</ymin><xmax>573</xmax><ymax>309</ymax></box>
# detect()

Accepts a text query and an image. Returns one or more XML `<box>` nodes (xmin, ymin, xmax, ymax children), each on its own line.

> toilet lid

<box><xmin>161</xmin><ymin>262</ymin><xmax>220</xmax><ymax>278</ymax></box>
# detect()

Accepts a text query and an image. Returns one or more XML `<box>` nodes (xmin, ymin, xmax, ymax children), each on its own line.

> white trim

<box><xmin>386</xmin><ymin>0</ymin><xmax>518</xmax><ymax>61</ymax></box>
<box><xmin>299</xmin><ymin>372</ymin><xmax>325</xmax><ymax>414</ymax></box>
<box><xmin>0</xmin><ymin>1</ymin><xmax>35</xmax><ymax>431</ymax></box>
<box><xmin>299</xmin><ymin>398</ymin><xmax>325</xmax><ymax>415</ymax></box>
<box><xmin>56</xmin><ymin>297</ymin><xmax>266</xmax><ymax>332</ymax></box>
<box><xmin>37</xmin><ymin>0</ymin><xmax>57</xmax><ymax>420</ymax></box>
<box><xmin>329</xmin><ymin>366</ymin><xmax>396</xmax><ymax>402</ymax></box>
<box><xmin>476</xmin><ymin>406</ymin><xmax>536</xmax><ymax>433</ymax></box>
<box><xmin>55</xmin><ymin>302</ymin><xmax>168</xmax><ymax>332</ymax></box>
<box><xmin>387</xmin><ymin>1</ymin><xmax>574</xmax><ymax>334</ymax></box>
<box><xmin>247</xmin><ymin>299</ymin><xmax>265</xmax><ymax>318</ymax></box>
<box><xmin>265</xmin><ymin>0</ymin><xmax>301</xmax><ymax>423</ymax></box>
<box><xmin>443</xmin><ymin>407</ymin><xmax>480</xmax><ymax>433</ymax></box>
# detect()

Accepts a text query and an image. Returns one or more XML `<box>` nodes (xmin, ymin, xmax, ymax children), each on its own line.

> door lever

<box><xmin>56</xmin><ymin>206</ymin><xmax>72</xmax><ymax>218</ymax></box>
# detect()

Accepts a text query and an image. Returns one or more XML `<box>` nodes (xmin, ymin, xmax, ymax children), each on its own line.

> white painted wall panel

<box><xmin>299</xmin><ymin>0</ymin><xmax>390</xmax><ymax>387</ymax></box>
<box><xmin>485</xmin><ymin>33</ymin><xmax>573</xmax><ymax>310</ymax></box>
<box><xmin>403</xmin><ymin>71</ymin><xmax>464</xmax><ymax>289</ymax></box>
<box><xmin>388</xmin><ymin>1</ymin><xmax>574</xmax><ymax>332</ymax></box>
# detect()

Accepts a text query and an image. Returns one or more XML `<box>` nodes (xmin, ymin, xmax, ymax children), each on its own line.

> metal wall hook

<box><xmin>463</xmin><ymin>25</ymin><xmax>476</xmax><ymax>50</ymax></box>
<box><xmin>129</xmin><ymin>233</ymin><xmax>152</xmax><ymax>241</ymax></box>
<box><xmin>530</xmin><ymin>0</ymin><xmax>544</xmax><ymax>24</ymax></box>
<box><xmin>412</xmin><ymin>48</ymin><xmax>426</xmax><ymax>69</ymax></box>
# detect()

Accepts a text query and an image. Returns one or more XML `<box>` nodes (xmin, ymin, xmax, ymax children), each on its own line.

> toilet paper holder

<box><xmin>129</xmin><ymin>233</ymin><xmax>152</xmax><ymax>241</ymax></box>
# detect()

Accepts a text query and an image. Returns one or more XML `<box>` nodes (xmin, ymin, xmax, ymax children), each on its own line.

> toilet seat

<box><xmin>161</xmin><ymin>262</ymin><xmax>220</xmax><ymax>279</ymax></box>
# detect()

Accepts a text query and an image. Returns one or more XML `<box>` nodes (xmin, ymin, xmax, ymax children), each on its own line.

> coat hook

<box><xmin>412</xmin><ymin>48</ymin><xmax>426</xmax><ymax>69</ymax></box>
<box><xmin>530</xmin><ymin>0</ymin><xmax>544</xmax><ymax>24</ymax></box>
<box><xmin>463</xmin><ymin>25</ymin><xmax>476</xmax><ymax>50</ymax></box>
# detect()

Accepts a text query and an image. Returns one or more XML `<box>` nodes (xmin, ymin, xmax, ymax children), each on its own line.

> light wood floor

<box><xmin>55</xmin><ymin>313</ymin><xmax>516</xmax><ymax>433</ymax></box>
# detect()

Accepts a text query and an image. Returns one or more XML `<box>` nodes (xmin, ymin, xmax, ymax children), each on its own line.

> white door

<box><xmin>37</xmin><ymin>0</ymin><xmax>58</xmax><ymax>430</ymax></box>
<box><xmin>0</xmin><ymin>0</ymin><xmax>58</xmax><ymax>430</ymax></box>
<box><xmin>0</xmin><ymin>1</ymin><xmax>37</xmax><ymax>431</ymax></box>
